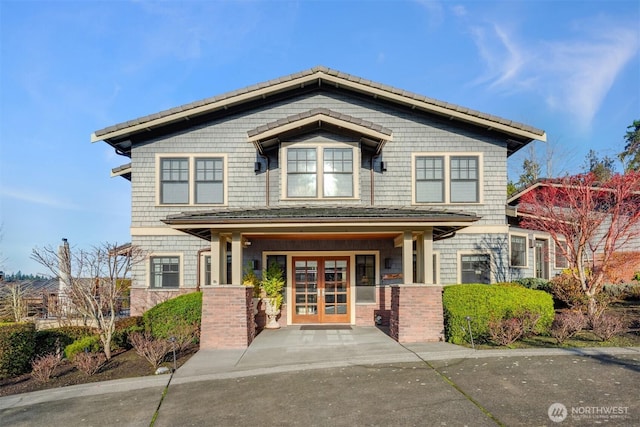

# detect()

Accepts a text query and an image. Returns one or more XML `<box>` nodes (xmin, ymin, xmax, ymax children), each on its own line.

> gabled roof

<box><xmin>92</xmin><ymin>66</ymin><xmax>546</xmax><ymax>156</ymax></box>
<box><xmin>247</xmin><ymin>108</ymin><xmax>393</xmax><ymax>153</ymax></box>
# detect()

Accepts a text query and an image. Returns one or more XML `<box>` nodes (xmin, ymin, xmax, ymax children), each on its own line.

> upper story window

<box><xmin>416</xmin><ymin>156</ymin><xmax>444</xmax><ymax>203</ymax></box>
<box><xmin>413</xmin><ymin>153</ymin><xmax>482</xmax><ymax>204</ymax></box>
<box><xmin>157</xmin><ymin>155</ymin><xmax>227</xmax><ymax>206</ymax></box>
<box><xmin>161</xmin><ymin>158</ymin><xmax>189</xmax><ymax>204</ymax></box>
<box><xmin>284</xmin><ymin>143</ymin><xmax>357</xmax><ymax>200</ymax></box>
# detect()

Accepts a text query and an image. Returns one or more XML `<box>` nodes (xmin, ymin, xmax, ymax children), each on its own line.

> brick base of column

<box><xmin>200</xmin><ymin>286</ymin><xmax>255</xmax><ymax>349</ymax></box>
<box><xmin>390</xmin><ymin>284</ymin><xmax>444</xmax><ymax>343</ymax></box>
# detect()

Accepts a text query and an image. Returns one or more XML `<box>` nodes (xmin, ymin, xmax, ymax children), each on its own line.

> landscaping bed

<box><xmin>0</xmin><ymin>345</ymin><xmax>197</xmax><ymax>398</ymax></box>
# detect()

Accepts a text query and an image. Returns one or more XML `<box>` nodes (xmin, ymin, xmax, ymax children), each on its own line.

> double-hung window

<box><xmin>414</xmin><ymin>153</ymin><xmax>481</xmax><ymax>204</ymax></box>
<box><xmin>416</xmin><ymin>156</ymin><xmax>444</xmax><ymax>203</ymax></box>
<box><xmin>285</xmin><ymin>145</ymin><xmax>356</xmax><ymax>199</ymax></box>
<box><xmin>287</xmin><ymin>148</ymin><xmax>317</xmax><ymax>197</ymax></box>
<box><xmin>510</xmin><ymin>235</ymin><xmax>527</xmax><ymax>267</ymax></box>
<box><xmin>324</xmin><ymin>148</ymin><xmax>353</xmax><ymax>197</ymax></box>
<box><xmin>160</xmin><ymin>158</ymin><xmax>189</xmax><ymax>204</ymax></box>
<box><xmin>195</xmin><ymin>158</ymin><xmax>224</xmax><ymax>204</ymax></box>
<box><xmin>158</xmin><ymin>155</ymin><xmax>225</xmax><ymax>205</ymax></box>
<box><xmin>555</xmin><ymin>241</ymin><xmax>569</xmax><ymax>269</ymax></box>
<box><xmin>450</xmin><ymin>156</ymin><xmax>478</xmax><ymax>203</ymax></box>
<box><xmin>150</xmin><ymin>256</ymin><xmax>180</xmax><ymax>288</ymax></box>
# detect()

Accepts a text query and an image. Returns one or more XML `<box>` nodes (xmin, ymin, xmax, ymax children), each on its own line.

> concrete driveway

<box><xmin>1</xmin><ymin>327</ymin><xmax>639</xmax><ymax>426</ymax></box>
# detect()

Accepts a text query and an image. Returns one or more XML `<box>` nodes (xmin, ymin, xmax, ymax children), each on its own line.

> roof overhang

<box><xmin>161</xmin><ymin>206</ymin><xmax>479</xmax><ymax>242</ymax></box>
<box><xmin>111</xmin><ymin>163</ymin><xmax>132</xmax><ymax>180</ymax></box>
<box><xmin>92</xmin><ymin>66</ymin><xmax>546</xmax><ymax>156</ymax></box>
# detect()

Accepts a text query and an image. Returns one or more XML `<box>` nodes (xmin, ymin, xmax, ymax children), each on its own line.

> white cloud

<box><xmin>0</xmin><ymin>188</ymin><xmax>82</xmax><ymax>211</ymax></box>
<box><xmin>464</xmin><ymin>18</ymin><xmax>639</xmax><ymax>130</ymax></box>
<box><xmin>451</xmin><ymin>5</ymin><xmax>467</xmax><ymax>17</ymax></box>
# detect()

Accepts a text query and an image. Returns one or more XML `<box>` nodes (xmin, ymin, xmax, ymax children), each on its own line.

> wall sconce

<box><xmin>252</xmin><ymin>259</ymin><xmax>260</xmax><ymax>270</ymax></box>
<box><xmin>528</xmin><ymin>233</ymin><xmax>534</xmax><ymax>248</ymax></box>
<box><xmin>380</xmin><ymin>161</ymin><xmax>387</xmax><ymax>172</ymax></box>
<box><xmin>384</xmin><ymin>258</ymin><xmax>392</xmax><ymax>269</ymax></box>
<box><xmin>254</xmin><ymin>162</ymin><xmax>261</xmax><ymax>172</ymax></box>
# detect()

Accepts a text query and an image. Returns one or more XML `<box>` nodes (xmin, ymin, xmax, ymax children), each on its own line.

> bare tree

<box><xmin>31</xmin><ymin>242</ymin><xmax>145</xmax><ymax>360</ymax></box>
<box><xmin>0</xmin><ymin>280</ymin><xmax>35</xmax><ymax>322</ymax></box>
<box><xmin>519</xmin><ymin>172</ymin><xmax>640</xmax><ymax>316</ymax></box>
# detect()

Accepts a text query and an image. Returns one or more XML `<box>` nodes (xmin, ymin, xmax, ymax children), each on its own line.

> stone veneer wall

<box><xmin>389</xmin><ymin>285</ymin><xmax>444</xmax><ymax>343</ymax></box>
<box><xmin>200</xmin><ymin>286</ymin><xmax>255</xmax><ymax>349</ymax></box>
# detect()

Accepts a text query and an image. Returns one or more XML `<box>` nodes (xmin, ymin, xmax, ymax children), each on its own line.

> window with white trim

<box><xmin>284</xmin><ymin>144</ymin><xmax>357</xmax><ymax>199</ymax></box>
<box><xmin>158</xmin><ymin>155</ymin><xmax>225</xmax><ymax>205</ymax></box>
<box><xmin>510</xmin><ymin>235</ymin><xmax>527</xmax><ymax>267</ymax></box>
<box><xmin>416</xmin><ymin>156</ymin><xmax>444</xmax><ymax>203</ymax></box>
<box><xmin>414</xmin><ymin>153</ymin><xmax>481</xmax><ymax>204</ymax></box>
<box><xmin>160</xmin><ymin>158</ymin><xmax>189</xmax><ymax>204</ymax></box>
<box><xmin>450</xmin><ymin>156</ymin><xmax>478</xmax><ymax>203</ymax></box>
<box><xmin>150</xmin><ymin>256</ymin><xmax>180</xmax><ymax>288</ymax></box>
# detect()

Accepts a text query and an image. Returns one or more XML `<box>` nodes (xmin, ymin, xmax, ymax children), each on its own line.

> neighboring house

<box><xmin>507</xmin><ymin>180</ymin><xmax>640</xmax><ymax>283</ymax></box>
<box><xmin>92</xmin><ymin>66</ymin><xmax>546</xmax><ymax>346</ymax></box>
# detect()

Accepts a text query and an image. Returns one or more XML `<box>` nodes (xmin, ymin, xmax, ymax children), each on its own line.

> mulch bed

<box><xmin>0</xmin><ymin>346</ymin><xmax>198</xmax><ymax>398</ymax></box>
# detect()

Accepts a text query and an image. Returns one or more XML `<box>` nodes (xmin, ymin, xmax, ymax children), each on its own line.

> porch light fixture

<box><xmin>384</xmin><ymin>258</ymin><xmax>392</xmax><ymax>269</ymax></box>
<box><xmin>252</xmin><ymin>259</ymin><xmax>260</xmax><ymax>270</ymax></box>
<box><xmin>380</xmin><ymin>161</ymin><xmax>387</xmax><ymax>172</ymax></box>
<box><xmin>254</xmin><ymin>161</ymin><xmax>261</xmax><ymax>172</ymax></box>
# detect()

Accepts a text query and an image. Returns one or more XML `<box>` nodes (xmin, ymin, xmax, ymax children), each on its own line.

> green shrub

<box><xmin>0</xmin><ymin>322</ymin><xmax>36</xmax><ymax>379</ymax></box>
<box><xmin>443</xmin><ymin>284</ymin><xmax>555</xmax><ymax>345</ymax></box>
<box><xmin>65</xmin><ymin>335</ymin><xmax>101</xmax><ymax>361</ymax></box>
<box><xmin>143</xmin><ymin>292</ymin><xmax>202</xmax><ymax>340</ymax></box>
<box><xmin>514</xmin><ymin>277</ymin><xmax>553</xmax><ymax>293</ymax></box>
<box><xmin>112</xmin><ymin>316</ymin><xmax>144</xmax><ymax>350</ymax></box>
<box><xmin>35</xmin><ymin>326</ymin><xmax>96</xmax><ymax>358</ymax></box>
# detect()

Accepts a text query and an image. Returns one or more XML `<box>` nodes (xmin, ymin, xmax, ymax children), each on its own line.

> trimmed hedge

<box><xmin>443</xmin><ymin>284</ymin><xmax>555</xmax><ymax>345</ymax></box>
<box><xmin>65</xmin><ymin>335</ymin><xmax>101</xmax><ymax>360</ymax></box>
<box><xmin>513</xmin><ymin>277</ymin><xmax>553</xmax><ymax>293</ymax></box>
<box><xmin>112</xmin><ymin>316</ymin><xmax>144</xmax><ymax>350</ymax></box>
<box><xmin>0</xmin><ymin>322</ymin><xmax>36</xmax><ymax>379</ymax></box>
<box><xmin>35</xmin><ymin>326</ymin><xmax>96</xmax><ymax>357</ymax></box>
<box><xmin>143</xmin><ymin>292</ymin><xmax>202</xmax><ymax>340</ymax></box>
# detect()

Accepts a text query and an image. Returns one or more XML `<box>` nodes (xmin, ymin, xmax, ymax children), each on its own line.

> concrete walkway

<box><xmin>1</xmin><ymin>326</ymin><xmax>639</xmax><ymax>426</ymax></box>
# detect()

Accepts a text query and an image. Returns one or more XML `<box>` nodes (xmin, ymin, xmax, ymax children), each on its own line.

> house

<box><xmin>92</xmin><ymin>66</ymin><xmax>546</xmax><ymax>348</ymax></box>
<box><xmin>507</xmin><ymin>179</ymin><xmax>640</xmax><ymax>284</ymax></box>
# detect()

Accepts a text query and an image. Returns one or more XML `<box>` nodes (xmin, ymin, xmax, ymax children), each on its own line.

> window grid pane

<box><xmin>161</xmin><ymin>158</ymin><xmax>189</xmax><ymax>204</ymax></box>
<box><xmin>151</xmin><ymin>257</ymin><xmax>179</xmax><ymax>288</ymax></box>
<box><xmin>450</xmin><ymin>156</ymin><xmax>478</xmax><ymax>203</ymax></box>
<box><xmin>195</xmin><ymin>157</ymin><xmax>224</xmax><ymax>204</ymax></box>
<box><xmin>324</xmin><ymin>148</ymin><xmax>353</xmax><ymax>197</ymax></box>
<box><xmin>416</xmin><ymin>156</ymin><xmax>444</xmax><ymax>203</ymax></box>
<box><xmin>287</xmin><ymin>148</ymin><xmax>317</xmax><ymax>197</ymax></box>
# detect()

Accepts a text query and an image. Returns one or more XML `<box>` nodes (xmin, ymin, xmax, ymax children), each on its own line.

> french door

<box><xmin>292</xmin><ymin>257</ymin><xmax>350</xmax><ymax>323</ymax></box>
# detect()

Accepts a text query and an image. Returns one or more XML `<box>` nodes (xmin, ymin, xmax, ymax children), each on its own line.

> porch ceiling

<box><xmin>162</xmin><ymin>206</ymin><xmax>479</xmax><ymax>242</ymax></box>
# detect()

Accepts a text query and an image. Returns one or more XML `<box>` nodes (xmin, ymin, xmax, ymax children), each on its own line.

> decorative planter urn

<box><xmin>263</xmin><ymin>297</ymin><xmax>281</xmax><ymax>329</ymax></box>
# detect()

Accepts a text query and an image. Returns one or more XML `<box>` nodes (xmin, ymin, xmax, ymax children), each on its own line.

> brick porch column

<box><xmin>390</xmin><ymin>284</ymin><xmax>444</xmax><ymax>343</ymax></box>
<box><xmin>200</xmin><ymin>286</ymin><xmax>255</xmax><ymax>349</ymax></box>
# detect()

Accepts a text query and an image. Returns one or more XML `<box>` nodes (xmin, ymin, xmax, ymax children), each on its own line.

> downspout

<box><xmin>258</xmin><ymin>152</ymin><xmax>270</xmax><ymax>207</ymax></box>
<box><xmin>371</xmin><ymin>152</ymin><xmax>382</xmax><ymax>206</ymax></box>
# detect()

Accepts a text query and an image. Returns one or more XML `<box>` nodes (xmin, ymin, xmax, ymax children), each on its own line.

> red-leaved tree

<box><xmin>519</xmin><ymin>172</ymin><xmax>640</xmax><ymax>315</ymax></box>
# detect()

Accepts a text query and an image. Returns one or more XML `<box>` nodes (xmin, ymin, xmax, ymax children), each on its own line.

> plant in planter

<box><xmin>242</xmin><ymin>262</ymin><xmax>261</xmax><ymax>298</ymax></box>
<box><xmin>260</xmin><ymin>261</ymin><xmax>285</xmax><ymax>329</ymax></box>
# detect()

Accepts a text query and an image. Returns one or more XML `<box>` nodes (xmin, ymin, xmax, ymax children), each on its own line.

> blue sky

<box><xmin>1</xmin><ymin>0</ymin><xmax>638</xmax><ymax>274</ymax></box>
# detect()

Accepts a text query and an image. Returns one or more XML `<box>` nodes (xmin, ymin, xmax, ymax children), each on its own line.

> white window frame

<box><xmin>147</xmin><ymin>253</ymin><xmax>183</xmax><ymax>289</ymax></box>
<box><xmin>412</xmin><ymin>152</ymin><xmax>483</xmax><ymax>205</ymax></box>
<box><xmin>281</xmin><ymin>142</ymin><xmax>359</xmax><ymax>200</ymax></box>
<box><xmin>156</xmin><ymin>154</ymin><xmax>228</xmax><ymax>206</ymax></box>
<box><xmin>509</xmin><ymin>233</ymin><xmax>528</xmax><ymax>268</ymax></box>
